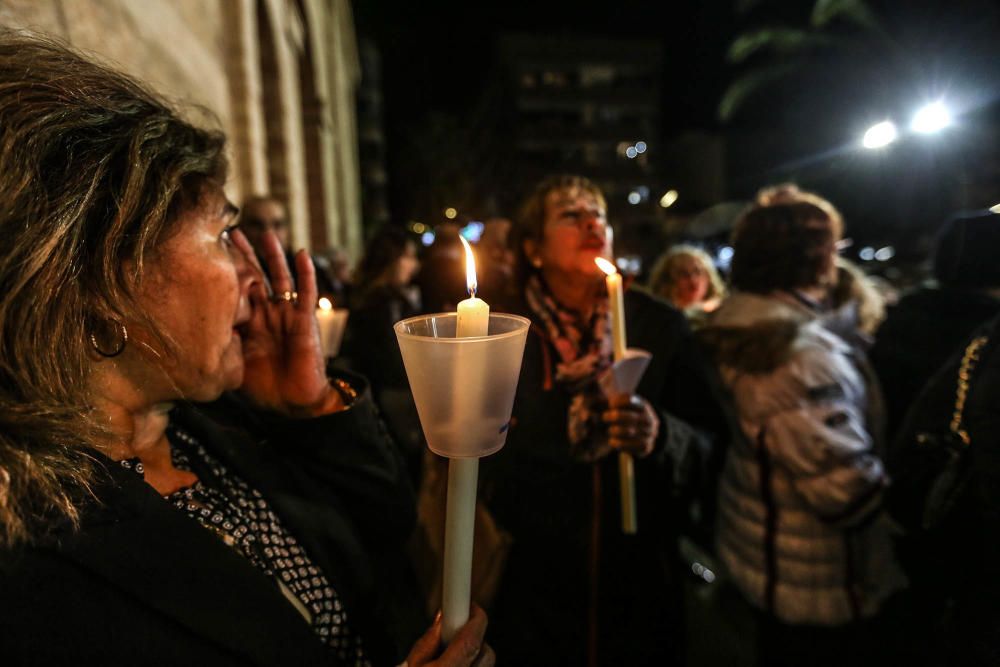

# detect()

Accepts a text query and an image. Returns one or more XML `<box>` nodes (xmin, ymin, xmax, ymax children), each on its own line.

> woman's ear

<box><xmin>523</xmin><ymin>238</ymin><xmax>542</xmax><ymax>268</ymax></box>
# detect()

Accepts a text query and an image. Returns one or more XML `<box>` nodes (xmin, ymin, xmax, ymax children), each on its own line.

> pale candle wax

<box><xmin>595</xmin><ymin>257</ymin><xmax>627</xmax><ymax>361</ymax></box>
<box><xmin>315</xmin><ymin>297</ymin><xmax>339</xmax><ymax>357</ymax></box>
<box><xmin>595</xmin><ymin>257</ymin><xmax>638</xmax><ymax>534</ymax></box>
<box><xmin>457</xmin><ymin>236</ymin><xmax>489</xmax><ymax>337</ymax></box>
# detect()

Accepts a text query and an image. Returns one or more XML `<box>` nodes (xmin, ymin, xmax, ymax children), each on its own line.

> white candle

<box><xmin>315</xmin><ymin>297</ymin><xmax>347</xmax><ymax>358</ymax></box>
<box><xmin>441</xmin><ymin>237</ymin><xmax>489</xmax><ymax>642</ymax></box>
<box><xmin>595</xmin><ymin>257</ymin><xmax>638</xmax><ymax>535</ymax></box>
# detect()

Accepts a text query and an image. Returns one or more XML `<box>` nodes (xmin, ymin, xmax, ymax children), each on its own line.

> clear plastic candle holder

<box><xmin>394</xmin><ymin>313</ymin><xmax>530</xmax><ymax>459</ymax></box>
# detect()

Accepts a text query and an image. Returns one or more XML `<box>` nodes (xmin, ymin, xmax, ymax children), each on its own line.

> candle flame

<box><xmin>459</xmin><ymin>235</ymin><xmax>478</xmax><ymax>296</ymax></box>
<box><xmin>318</xmin><ymin>297</ymin><xmax>333</xmax><ymax>311</ymax></box>
<box><xmin>594</xmin><ymin>257</ymin><xmax>618</xmax><ymax>276</ymax></box>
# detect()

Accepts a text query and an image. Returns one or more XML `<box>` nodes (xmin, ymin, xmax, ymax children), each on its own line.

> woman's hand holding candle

<box><xmin>603</xmin><ymin>395</ymin><xmax>659</xmax><ymax>458</ymax></box>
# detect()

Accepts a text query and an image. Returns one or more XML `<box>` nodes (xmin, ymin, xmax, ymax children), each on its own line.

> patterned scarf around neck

<box><xmin>525</xmin><ymin>274</ymin><xmax>615</xmax><ymax>457</ymax></box>
<box><xmin>525</xmin><ymin>273</ymin><xmax>614</xmax><ymax>387</ymax></box>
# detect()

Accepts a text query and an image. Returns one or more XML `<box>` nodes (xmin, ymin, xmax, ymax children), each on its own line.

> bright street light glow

<box><xmin>911</xmin><ymin>102</ymin><xmax>952</xmax><ymax>134</ymax></box>
<box><xmin>625</xmin><ymin>146</ymin><xmax>638</xmax><ymax>159</ymax></box>
<box><xmin>634</xmin><ymin>141</ymin><xmax>647</xmax><ymax>154</ymax></box>
<box><xmin>659</xmin><ymin>189</ymin><xmax>679</xmax><ymax>208</ymax></box>
<box><xmin>444</xmin><ymin>207</ymin><xmax>458</xmax><ymax>219</ymax></box>
<box><xmin>862</xmin><ymin>121</ymin><xmax>898</xmax><ymax>149</ymax></box>
<box><xmin>627</xmin><ymin>191</ymin><xmax>642</xmax><ymax>205</ymax></box>
<box><xmin>990</xmin><ymin>203</ymin><xmax>1000</xmax><ymax>214</ymax></box>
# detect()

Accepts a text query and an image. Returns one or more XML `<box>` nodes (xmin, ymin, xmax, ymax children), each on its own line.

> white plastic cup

<box><xmin>394</xmin><ymin>313</ymin><xmax>530</xmax><ymax>459</ymax></box>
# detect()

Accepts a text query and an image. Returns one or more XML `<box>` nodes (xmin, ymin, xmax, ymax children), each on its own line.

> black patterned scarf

<box><xmin>525</xmin><ymin>274</ymin><xmax>614</xmax><ymax>457</ymax></box>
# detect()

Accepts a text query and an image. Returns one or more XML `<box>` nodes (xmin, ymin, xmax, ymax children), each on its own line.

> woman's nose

<box><xmin>231</xmin><ymin>228</ymin><xmax>263</xmax><ymax>295</ymax></box>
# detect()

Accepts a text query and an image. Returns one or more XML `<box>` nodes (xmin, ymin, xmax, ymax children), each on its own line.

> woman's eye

<box><xmin>220</xmin><ymin>225</ymin><xmax>237</xmax><ymax>246</ymax></box>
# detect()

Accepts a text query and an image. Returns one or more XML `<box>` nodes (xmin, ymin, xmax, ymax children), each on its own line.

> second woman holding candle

<box><xmin>481</xmin><ymin>175</ymin><xmax>725</xmax><ymax>666</ymax></box>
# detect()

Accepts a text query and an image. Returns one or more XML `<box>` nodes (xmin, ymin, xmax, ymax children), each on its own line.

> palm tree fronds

<box><xmin>727</xmin><ymin>27</ymin><xmax>836</xmax><ymax>64</ymax></box>
<box><xmin>718</xmin><ymin>62</ymin><xmax>799</xmax><ymax>121</ymax></box>
<box><xmin>810</xmin><ymin>0</ymin><xmax>878</xmax><ymax>30</ymax></box>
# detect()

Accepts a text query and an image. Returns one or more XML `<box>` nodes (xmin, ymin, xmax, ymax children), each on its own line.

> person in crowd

<box><xmin>476</xmin><ymin>217</ymin><xmax>516</xmax><ymax>302</ymax></box>
<box><xmin>698</xmin><ymin>185</ymin><xmax>902</xmax><ymax>667</ymax></box>
<box><xmin>885</xmin><ymin>311</ymin><xmax>1000</xmax><ymax>666</ymax></box>
<box><xmin>870</xmin><ymin>210</ymin><xmax>1000</xmax><ymax>439</ymax></box>
<box><xmin>240</xmin><ymin>194</ymin><xmax>340</xmax><ymax>300</ymax></box>
<box><xmin>0</xmin><ymin>32</ymin><xmax>492</xmax><ymax>667</ymax></box>
<box><xmin>343</xmin><ymin>225</ymin><xmax>423</xmax><ymax>479</ymax></box>
<box><xmin>826</xmin><ymin>257</ymin><xmax>887</xmax><ymax>348</ymax></box>
<box><xmin>648</xmin><ymin>244</ymin><xmax>726</xmax><ymax>319</ymax></box>
<box><xmin>417</xmin><ymin>223</ymin><xmax>467</xmax><ymax>314</ymax></box>
<box><xmin>480</xmin><ymin>174</ymin><xmax>725</xmax><ymax>666</ymax></box>
<box><xmin>317</xmin><ymin>245</ymin><xmax>354</xmax><ymax>308</ymax></box>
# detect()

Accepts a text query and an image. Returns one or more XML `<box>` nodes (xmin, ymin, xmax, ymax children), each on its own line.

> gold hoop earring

<box><xmin>90</xmin><ymin>319</ymin><xmax>128</xmax><ymax>358</ymax></box>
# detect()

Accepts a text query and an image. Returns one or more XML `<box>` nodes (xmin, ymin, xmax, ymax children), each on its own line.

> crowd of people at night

<box><xmin>3</xmin><ymin>30</ymin><xmax>1000</xmax><ymax>667</ymax></box>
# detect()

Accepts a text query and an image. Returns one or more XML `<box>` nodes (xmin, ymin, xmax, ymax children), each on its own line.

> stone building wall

<box><xmin>0</xmin><ymin>0</ymin><xmax>362</xmax><ymax>256</ymax></box>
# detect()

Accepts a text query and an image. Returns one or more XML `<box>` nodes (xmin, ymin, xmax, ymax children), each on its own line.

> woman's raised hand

<box><xmin>232</xmin><ymin>229</ymin><xmax>343</xmax><ymax>415</ymax></box>
<box><xmin>406</xmin><ymin>606</ymin><xmax>495</xmax><ymax>667</ymax></box>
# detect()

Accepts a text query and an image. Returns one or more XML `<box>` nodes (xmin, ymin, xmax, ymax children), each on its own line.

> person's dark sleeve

<box><xmin>218</xmin><ymin>376</ymin><xmax>416</xmax><ymax>547</ymax></box>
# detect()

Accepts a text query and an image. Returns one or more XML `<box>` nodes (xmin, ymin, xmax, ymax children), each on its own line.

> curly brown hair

<box><xmin>730</xmin><ymin>184</ymin><xmax>841</xmax><ymax>293</ymax></box>
<box><xmin>0</xmin><ymin>31</ymin><xmax>227</xmax><ymax>546</ymax></box>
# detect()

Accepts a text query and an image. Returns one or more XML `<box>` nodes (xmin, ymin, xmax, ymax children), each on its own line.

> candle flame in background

<box><xmin>459</xmin><ymin>236</ymin><xmax>478</xmax><ymax>296</ymax></box>
<box><xmin>318</xmin><ymin>297</ymin><xmax>333</xmax><ymax>311</ymax></box>
<box><xmin>594</xmin><ymin>257</ymin><xmax>618</xmax><ymax>276</ymax></box>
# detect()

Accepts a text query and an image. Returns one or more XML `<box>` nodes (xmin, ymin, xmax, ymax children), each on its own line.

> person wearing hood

<box><xmin>698</xmin><ymin>185</ymin><xmax>902</xmax><ymax>667</ymax></box>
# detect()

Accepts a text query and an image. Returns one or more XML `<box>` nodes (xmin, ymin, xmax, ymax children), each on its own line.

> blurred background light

<box><xmin>625</xmin><ymin>146</ymin><xmax>638</xmax><ymax>159</ymax></box>
<box><xmin>627</xmin><ymin>190</ymin><xmax>642</xmax><ymax>205</ymax></box>
<box><xmin>444</xmin><ymin>207</ymin><xmax>458</xmax><ymax>219</ymax></box>
<box><xmin>420</xmin><ymin>230</ymin><xmax>436</xmax><ymax>246</ymax></box>
<box><xmin>659</xmin><ymin>189</ymin><xmax>679</xmax><ymax>208</ymax></box>
<box><xmin>460</xmin><ymin>221</ymin><xmax>485</xmax><ymax>242</ymax></box>
<box><xmin>859</xmin><ymin>246</ymin><xmax>876</xmax><ymax>261</ymax></box>
<box><xmin>634</xmin><ymin>140</ymin><xmax>647</xmax><ymax>154</ymax></box>
<box><xmin>874</xmin><ymin>246</ymin><xmax>895</xmax><ymax>261</ymax></box>
<box><xmin>862</xmin><ymin>121</ymin><xmax>898</xmax><ymax>149</ymax></box>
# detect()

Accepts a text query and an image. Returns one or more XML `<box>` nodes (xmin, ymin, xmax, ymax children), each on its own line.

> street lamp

<box><xmin>911</xmin><ymin>102</ymin><xmax>952</xmax><ymax>134</ymax></box>
<box><xmin>862</xmin><ymin>121</ymin><xmax>898</xmax><ymax>149</ymax></box>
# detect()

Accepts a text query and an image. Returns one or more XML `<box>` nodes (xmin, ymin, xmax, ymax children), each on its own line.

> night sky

<box><xmin>355</xmin><ymin>0</ymin><xmax>1000</xmax><ymax>260</ymax></box>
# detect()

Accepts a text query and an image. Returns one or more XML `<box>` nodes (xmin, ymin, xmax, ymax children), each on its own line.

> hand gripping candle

<box><xmin>594</xmin><ymin>257</ymin><xmax>638</xmax><ymax>534</ymax></box>
<box><xmin>439</xmin><ymin>237</ymin><xmax>489</xmax><ymax>641</ymax></box>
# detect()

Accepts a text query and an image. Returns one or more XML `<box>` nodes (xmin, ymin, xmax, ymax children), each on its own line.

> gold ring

<box><xmin>271</xmin><ymin>290</ymin><xmax>298</xmax><ymax>303</ymax></box>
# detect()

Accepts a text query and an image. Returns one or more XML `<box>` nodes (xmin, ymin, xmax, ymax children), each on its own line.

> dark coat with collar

<box><xmin>0</xmin><ymin>382</ymin><xmax>425</xmax><ymax>667</ymax></box>
<box><xmin>481</xmin><ymin>287</ymin><xmax>726</xmax><ymax>667</ymax></box>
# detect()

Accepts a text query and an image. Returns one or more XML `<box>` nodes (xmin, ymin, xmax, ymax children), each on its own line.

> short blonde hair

<box><xmin>648</xmin><ymin>245</ymin><xmax>726</xmax><ymax>305</ymax></box>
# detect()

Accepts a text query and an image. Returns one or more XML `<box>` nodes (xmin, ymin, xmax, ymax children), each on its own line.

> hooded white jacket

<box><xmin>701</xmin><ymin>291</ymin><xmax>901</xmax><ymax>626</ymax></box>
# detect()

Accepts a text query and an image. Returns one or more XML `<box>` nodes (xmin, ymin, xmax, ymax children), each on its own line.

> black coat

<box><xmin>481</xmin><ymin>288</ymin><xmax>725</xmax><ymax>667</ymax></box>
<box><xmin>870</xmin><ymin>285</ymin><xmax>1000</xmax><ymax>440</ymax></box>
<box><xmin>885</xmin><ymin>314</ymin><xmax>1000</xmax><ymax>666</ymax></box>
<box><xmin>0</xmin><ymin>384</ymin><xmax>425</xmax><ymax>666</ymax></box>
